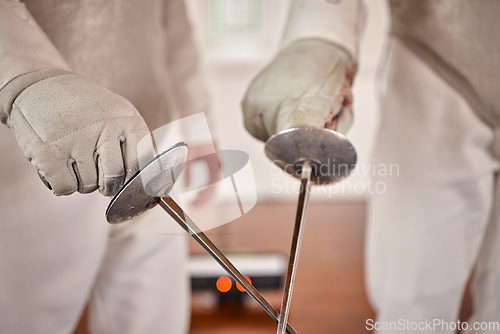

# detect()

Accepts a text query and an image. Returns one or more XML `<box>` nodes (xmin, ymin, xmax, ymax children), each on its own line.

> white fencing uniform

<box><xmin>366</xmin><ymin>1</ymin><xmax>500</xmax><ymax>332</ymax></box>
<box><xmin>0</xmin><ymin>0</ymin><xmax>209</xmax><ymax>333</ymax></box>
<box><xmin>243</xmin><ymin>0</ymin><xmax>500</xmax><ymax>332</ymax></box>
<box><xmin>367</xmin><ymin>38</ymin><xmax>500</xmax><ymax>333</ymax></box>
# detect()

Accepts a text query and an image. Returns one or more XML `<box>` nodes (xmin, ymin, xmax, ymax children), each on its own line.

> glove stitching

<box><xmin>0</xmin><ymin>70</ymin><xmax>70</xmax><ymax>119</ymax></box>
<box><xmin>12</xmin><ymin>104</ymin><xmax>140</xmax><ymax>184</ymax></box>
<box><xmin>48</xmin><ymin>115</ymin><xmax>143</xmax><ymax>143</ymax></box>
<box><xmin>11</xmin><ymin>103</ymin><xmax>143</xmax><ymax>143</ymax></box>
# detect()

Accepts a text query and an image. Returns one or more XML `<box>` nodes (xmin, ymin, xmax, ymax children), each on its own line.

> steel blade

<box><xmin>158</xmin><ymin>196</ymin><xmax>299</xmax><ymax>334</ymax></box>
<box><xmin>277</xmin><ymin>162</ymin><xmax>312</xmax><ymax>334</ymax></box>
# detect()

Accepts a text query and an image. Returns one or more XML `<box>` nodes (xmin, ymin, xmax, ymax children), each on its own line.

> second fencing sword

<box><xmin>158</xmin><ymin>196</ymin><xmax>299</xmax><ymax>334</ymax></box>
<box><xmin>276</xmin><ymin>161</ymin><xmax>312</xmax><ymax>334</ymax></box>
<box><xmin>264</xmin><ymin>127</ymin><xmax>357</xmax><ymax>334</ymax></box>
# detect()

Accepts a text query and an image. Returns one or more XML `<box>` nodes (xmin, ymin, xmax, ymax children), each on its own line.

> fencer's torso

<box><xmin>23</xmin><ymin>0</ymin><xmax>176</xmax><ymax>130</ymax></box>
<box><xmin>389</xmin><ymin>0</ymin><xmax>500</xmax><ymax>132</ymax></box>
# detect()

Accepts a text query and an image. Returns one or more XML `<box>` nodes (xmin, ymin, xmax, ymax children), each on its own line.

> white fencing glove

<box><xmin>242</xmin><ymin>38</ymin><xmax>357</xmax><ymax>142</ymax></box>
<box><xmin>0</xmin><ymin>0</ymin><xmax>154</xmax><ymax>196</ymax></box>
<box><xmin>0</xmin><ymin>69</ymin><xmax>153</xmax><ymax>196</ymax></box>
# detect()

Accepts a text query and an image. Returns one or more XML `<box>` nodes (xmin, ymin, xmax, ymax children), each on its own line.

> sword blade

<box><xmin>158</xmin><ymin>196</ymin><xmax>299</xmax><ymax>334</ymax></box>
<box><xmin>277</xmin><ymin>162</ymin><xmax>312</xmax><ymax>334</ymax></box>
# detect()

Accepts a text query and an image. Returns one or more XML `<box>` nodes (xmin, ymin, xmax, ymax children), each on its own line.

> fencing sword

<box><xmin>157</xmin><ymin>196</ymin><xmax>299</xmax><ymax>334</ymax></box>
<box><xmin>105</xmin><ymin>142</ymin><xmax>299</xmax><ymax>334</ymax></box>
<box><xmin>264</xmin><ymin>127</ymin><xmax>357</xmax><ymax>334</ymax></box>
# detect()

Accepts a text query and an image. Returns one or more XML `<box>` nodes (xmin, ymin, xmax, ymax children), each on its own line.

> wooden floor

<box><xmin>189</xmin><ymin>200</ymin><xmax>374</xmax><ymax>334</ymax></box>
<box><xmin>74</xmin><ymin>200</ymin><xmax>375</xmax><ymax>333</ymax></box>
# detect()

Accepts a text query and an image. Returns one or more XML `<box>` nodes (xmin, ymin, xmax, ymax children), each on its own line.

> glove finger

<box><xmin>242</xmin><ymin>98</ymin><xmax>283</xmax><ymax>142</ymax></box>
<box><xmin>35</xmin><ymin>157</ymin><xmax>79</xmax><ymax>196</ymax></box>
<box><xmin>122</xmin><ymin>128</ymin><xmax>154</xmax><ymax>183</ymax></box>
<box><xmin>37</xmin><ymin>169</ymin><xmax>52</xmax><ymax>190</ymax></box>
<box><xmin>71</xmin><ymin>155</ymin><xmax>99</xmax><ymax>194</ymax></box>
<box><xmin>95</xmin><ymin>137</ymin><xmax>126</xmax><ymax>196</ymax></box>
<box><xmin>275</xmin><ymin>97</ymin><xmax>332</xmax><ymax>134</ymax></box>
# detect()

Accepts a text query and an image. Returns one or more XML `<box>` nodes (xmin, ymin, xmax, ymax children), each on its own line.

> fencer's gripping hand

<box><xmin>242</xmin><ymin>38</ymin><xmax>356</xmax><ymax>142</ymax></box>
<box><xmin>0</xmin><ymin>69</ymin><xmax>154</xmax><ymax>196</ymax></box>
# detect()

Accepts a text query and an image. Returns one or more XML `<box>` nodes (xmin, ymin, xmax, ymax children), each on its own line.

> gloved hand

<box><xmin>0</xmin><ymin>69</ymin><xmax>153</xmax><ymax>196</ymax></box>
<box><xmin>242</xmin><ymin>38</ymin><xmax>356</xmax><ymax>142</ymax></box>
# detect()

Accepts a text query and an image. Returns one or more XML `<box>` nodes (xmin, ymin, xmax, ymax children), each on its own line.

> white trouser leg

<box><xmin>463</xmin><ymin>175</ymin><xmax>500</xmax><ymax>334</ymax></box>
<box><xmin>0</xmin><ymin>127</ymin><xmax>110</xmax><ymax>334</ymax></box>
<box><xmin>88</xmin><ymin>208</ymin><xmax>189</xmax><ymax>334</ymax></box>
<box><xmin>366</xmin><ymin>38</ymin><xmax>499</xmax><ymax>333</ymax></box>
<box><xmin>0</xmin><ymin>126</ymin><xmax>189</xmax><ymax>334</ymax></box>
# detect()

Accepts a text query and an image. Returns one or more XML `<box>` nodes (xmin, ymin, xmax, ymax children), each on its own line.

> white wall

<box><xmin>186</xmin><ymin>0</ymin><xmax>389</xmax><ymax>201</ymax></box>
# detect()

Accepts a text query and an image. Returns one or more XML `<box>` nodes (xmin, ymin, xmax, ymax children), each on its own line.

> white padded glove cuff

<box><xmin>0</xmin><ymin>69</ymin><xmax>153</xmax><ymax>196</ymax></box>
<box><xmin>242</xmin><ymin>38</ymin><xmax>356</xmax><ymax>142</ymax></box>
